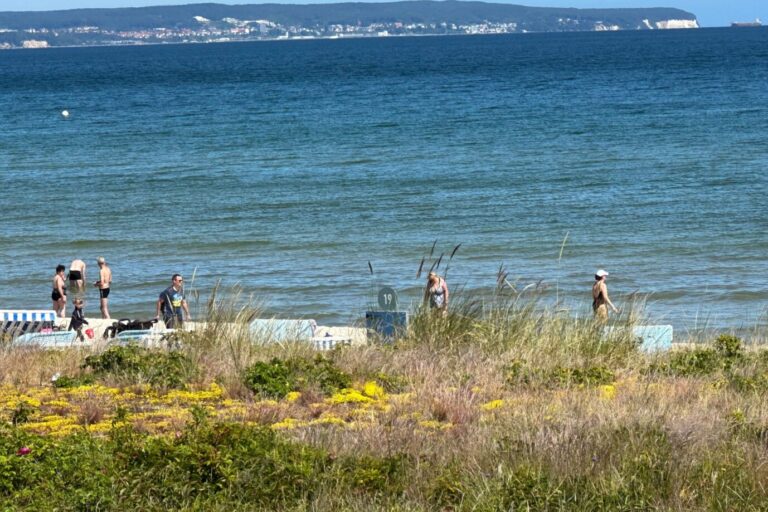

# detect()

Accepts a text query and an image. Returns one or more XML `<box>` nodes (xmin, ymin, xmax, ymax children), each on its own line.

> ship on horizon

<box><xmin>730</xmin><ymin>18</ymin><xmax>762</xmax><ymax>27</ymax></box>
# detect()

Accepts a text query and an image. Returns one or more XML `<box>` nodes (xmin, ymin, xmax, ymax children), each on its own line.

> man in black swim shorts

<box><xmin>68</xmin><ymin>258</ymin><xmax>86</xmax><ymax>295</ymax></box>
<box><xmin>94</xmin><ymin>256</ymin><xmax>112</xmax><ymax>319</ymax></box>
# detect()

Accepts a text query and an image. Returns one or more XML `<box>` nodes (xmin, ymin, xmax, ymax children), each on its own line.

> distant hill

<box><xmin>0</xmin><ymin>1</ymin><xmax>698</xmax><ymax>49</ymax></box>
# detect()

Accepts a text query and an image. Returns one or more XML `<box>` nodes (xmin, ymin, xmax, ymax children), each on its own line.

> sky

<box><xmin>0</xmin><ymin>0</ymin><xmax>764</xmax><ymax>28</ymax></box>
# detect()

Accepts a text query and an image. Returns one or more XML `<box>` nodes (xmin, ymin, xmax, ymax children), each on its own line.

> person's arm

<box><xmin>182</xmin><ymin>299</ymin><xmax>191</xmax><ymax>321</ymax></box>
<box><xmin>155</xmin><ymin>297</ymin><xmax>164</xmax><ymax>319</ymax></box>
<box><xmin>442</xmin><ymin>279</ymin><xmax>449</xmax><ymax>308</ymax></box>
<box><xmin>57</xmin><ymin>277</ymin><xmax>66</xmax><ymax>301</ymax></box>
<box><xmin>602</xmin><ymin>283</ymin><xmax>619</xmax><ymax>313</ymax></box>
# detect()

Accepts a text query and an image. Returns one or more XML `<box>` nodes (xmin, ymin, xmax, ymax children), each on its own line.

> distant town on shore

<box><xmin>0</xmin><ymin>1</ymin><xmax>699</xmax><ymax>49</ymax></box>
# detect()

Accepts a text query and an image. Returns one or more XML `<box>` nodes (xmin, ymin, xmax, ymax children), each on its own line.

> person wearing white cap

<box><xmin>592</xmin><ymin>269</ymin><xmax>618</xmax><ymax>321</ymax></box>
<box><xmin>94</xmin><ymin>256</ymin><xmax>112</xmax><ymax>319</ymax></box>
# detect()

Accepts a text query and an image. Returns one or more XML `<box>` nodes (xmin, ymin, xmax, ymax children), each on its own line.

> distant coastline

<box><xmin>0</xmin><ymin>1</ymin><xmax>698</xmax><ymax>50</ymax></box>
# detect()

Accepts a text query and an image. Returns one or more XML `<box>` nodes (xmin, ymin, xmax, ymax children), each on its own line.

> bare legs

<box><xmin>53</xmin><ymin>298</ymin><xmax>66</xmax><ymax>318</ymax></box>
<box><xmin>100</xmin><ymin>297</ymin><xmax>110</xmax><ymax>319</ymax></box>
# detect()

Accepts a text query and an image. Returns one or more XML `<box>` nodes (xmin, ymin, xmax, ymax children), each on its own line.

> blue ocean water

<box><xmin>0</xmin><ymin>28</ymin><xmax>766</xmax><ymax>332</ymax></box>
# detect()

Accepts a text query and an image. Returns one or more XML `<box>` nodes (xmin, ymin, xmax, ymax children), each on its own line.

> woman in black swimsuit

<box><xmin>592</xmin><ymin>269</ymin><xmax>618</xmax><ymax>322</ymax></box>
<box><xmin>52</xmin><ymin>264</ymin><xmax>68</xmax><ymax>318</ymax></box>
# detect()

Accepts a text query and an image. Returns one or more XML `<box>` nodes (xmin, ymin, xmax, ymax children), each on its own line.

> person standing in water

<box><xmin>68</xmin><ymin>258</ymin><xmax>86</xmax><ymax>296</ymax></box>
<box><xmin>94</xmin><ymin>256</ymin><xmax>112</xmax><ymax>319</ymax></box>
<box><xmin>424</xmin><ymin>271</ymin><xmax>449</xmax><ymax>314</ymax></box>
<box><xmin>592</xmin><ymin>269</ymin><xmax>618</xmax><ymax>321</ymax></box>
<box><xmin>51</xmin><ymin>264</ymin><xmax>68</xmax><ymax>318</ymax></box>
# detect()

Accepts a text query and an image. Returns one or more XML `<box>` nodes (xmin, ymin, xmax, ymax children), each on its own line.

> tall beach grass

<box><xmin>0</xmin><ymin>285</ymin><xmax>767</xmax><ymax>510</ymax></box>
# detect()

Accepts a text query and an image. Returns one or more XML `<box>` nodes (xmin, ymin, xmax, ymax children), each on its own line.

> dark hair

<box><xmin>56</xmin><ymin>264</ymin><xmax>66</xmax><ymax>273</ymax></box>
<box><xmin>172</xmin><ymin>273</ymin><xmax>182</xmax><ymax>281</ymax></box>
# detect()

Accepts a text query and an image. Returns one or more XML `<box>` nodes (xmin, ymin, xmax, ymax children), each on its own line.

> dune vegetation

<box><xmin>1</xmin><ymin>291</ymin><xmax>767</xmax><ymax>511</ymax></box>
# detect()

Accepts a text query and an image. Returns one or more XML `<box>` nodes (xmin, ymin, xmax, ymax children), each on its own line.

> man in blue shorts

<box><xmin>155</xmin><ymin>274</ymin><xmax>191</xmax><ymax>328</ymax></box>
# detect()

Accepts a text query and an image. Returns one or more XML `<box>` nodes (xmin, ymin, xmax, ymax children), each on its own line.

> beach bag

<box><xmin>104</xmin><ymin>318</ymin><xmax>157</xmax><ymax>338</ymax></box>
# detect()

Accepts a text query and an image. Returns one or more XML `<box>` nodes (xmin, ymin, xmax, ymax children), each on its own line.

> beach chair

<box><xmin>113</xmin><ymin>329</ymin><xmax>176</xmax><ymax>348</ymax></box>
<box><xmin>1</xmin><ymin>310</ymin><xmax>57</xmax><ymax>338</ymax></box>
<box><xmin>249</xmin><ymin>318</ymin><xmax>317</xmax><ymax>344</ymax></box>
<box><xmin>13</xmin><ymin>331</ymin><xmax>81</xmax><ymax>348</ymax></box>
<box><xmin>310</xmin><ymin>335</ymin><xmax>353</xmax><ymax>351</ymax></box>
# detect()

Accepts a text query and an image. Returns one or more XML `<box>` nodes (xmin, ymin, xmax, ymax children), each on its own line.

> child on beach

<box><xmin>69</xmin><ymin>298</ymin><xmax>89</xmax><ymax>342</ymax></box>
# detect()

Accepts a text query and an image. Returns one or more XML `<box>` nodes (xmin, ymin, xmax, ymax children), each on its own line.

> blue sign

<box><xmin>377</xmin><ymin>287</ymin><xmax>398</xmax><ymax>311</ymax></box>
<box><xmin>365</xmin><ymin>311</ymin><xmax>408</xmax><ymax>342</ymax></box>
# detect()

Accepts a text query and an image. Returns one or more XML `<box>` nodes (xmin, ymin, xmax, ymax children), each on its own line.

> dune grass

<box><xmin>0</xmin><ymin>289</ymin><xmax>767</xmax><ymax>510</ymax></box>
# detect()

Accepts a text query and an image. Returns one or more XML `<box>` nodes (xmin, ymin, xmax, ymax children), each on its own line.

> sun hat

<box><xmin>96</xmin><ymin>256</ymin><xmax>106</xmax><ymax>264</ymax></box>
<box><xmin>595</xmin><ymin>269</ymin><xmax>609</xmax><ymax>277</ymax></box>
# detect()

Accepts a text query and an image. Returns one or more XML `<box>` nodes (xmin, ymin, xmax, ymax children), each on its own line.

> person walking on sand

<box><xmin>424</xmin><ymin>271</ymin><xmax>449</xmax><ymax>314</ymax></box>
<box><xmin>68</xmin><ymin>298</ymin><xmax>89</xmax><ymax>342</ymax></box>
<box><xmin>51</xmin><ymin>264</ymin><xmax>68</xmax><ymax>318</ymax></box>
<box><xmin>68</xmin><ymin>258</ymin><xmax>86</xmax><ymax>296</ymax></box>
<box><xmin>94</xmin><ymin>256</ymin><xmax>112</xmax><ymax>319</ymax></box>
<box><xmin>156</xmin><ymin>274</ymin><xmax>191</xmax><ymax>329</ymax></box>
<box><xmin>592</xmin><ymin>269</ymin><xmax>618</xmax><ymax>322</ymax></box>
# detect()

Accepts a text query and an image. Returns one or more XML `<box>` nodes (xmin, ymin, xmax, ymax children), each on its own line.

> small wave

<box><xmin>177</xmin><ymin>240</ymin><xmax>273</xmax><ymax>252</ymax></box>
<box><xmin>371</xmin><ymin>122</ymin><xmax>399</xmax><ymax>128</ymax></box>
<box><xmin>67</xmin><ymin>239</ymin><xmax>123</xmax><ymax>249</ymax></box>
<box><xmin>329</xmin><ymin>158</ymin><xmax>378</xmax><ymax>166</ymax></box>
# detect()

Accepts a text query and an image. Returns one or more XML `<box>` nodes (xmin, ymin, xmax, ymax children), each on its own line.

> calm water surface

<box><xmin>0</xmin><ymin>28</ymin><xmax>766</xmax><ymax>332</ymax></box>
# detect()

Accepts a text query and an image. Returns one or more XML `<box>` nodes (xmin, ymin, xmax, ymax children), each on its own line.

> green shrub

<box><xmin>652</xmin><ymin>348</ymin><xmax>722</xmax><ymax>377</ymax></box>
<box><xmin>51</xmin><ymin>374</ymin><xmax>95</xmax><ymax>389</ymax></box>
<box><xmin>504</xmin><ymin>360</ymin><xmax>614</xmax><ymax>389</ymax></box>
<box><xmin>714</xmin><ymin>334</ymin><xmax>742</xmax><ymax>358</ymax></box>
<box><xmin>10</xmin><ymin>402</ymin><xmax>34</xmax><ymax>426</ymax></box>
<box><xmin>0</xmin><ymin>420</ymin><xmax>333</xmax><ymax>509</ymax></box>
<box><xmin>374</xmin><ymin>372</ymin><xmax>409</xmax><ymax>393</ymax></box>
<box><xmin>427</xmin><ymin>464</ymin><xmax>467</xmax><ymax>509</ymax></box>
<box><xmin>726</xmin><ymin>372</ymin><xmax>768</xmax><ymax>394</ymax></box>
<box><xmin>243</xmin><ymin>358</ymin><xmax>292</xmax><ymax>398</ymax></box>
<box><xmin>651</xmin><ymin>337</ymin><xmax>747</xmax><ymax>378</ymax></box>
<box><xmin>82</xmin><ymin>345</ymin><xmax>198</xmax><ymax>389</ymax></box>
<box><xmin>243</xmin><ymin>355</ymin><xmax>351</xmax><ymax>399</ymax></box>
<box><xmin>337</xmin><ymin>454</ymin><xmax>408</xmax><ymax>495</ymax></box>
<box><xmin>472</xmin><ymin>465</ymin><xmax>566</xmax><ymax>510</ymax></box>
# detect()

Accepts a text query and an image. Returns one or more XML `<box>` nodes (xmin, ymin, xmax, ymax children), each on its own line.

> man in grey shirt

<box><xmin>155</xmin><ymin>273</ymin><xmax>191</xmax><ymax>328</ymax></box>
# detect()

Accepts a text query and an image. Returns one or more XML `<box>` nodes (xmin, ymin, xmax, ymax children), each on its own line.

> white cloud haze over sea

<box><xmin>0</xmin><ymin>0</ymin><xmax>764</xmax><ymax>27</ymax></box>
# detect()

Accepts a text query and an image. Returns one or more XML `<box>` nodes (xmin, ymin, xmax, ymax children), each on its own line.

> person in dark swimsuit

<box><xmin>68</xmin><ymin>258</ymin><xmax>86</xmax><ymax>295</ymax></box>
<box><xmin>52</xmin><ymin>264</ymin><xmax>68</xmax><ymax>318</ymax></box>
<box><xmin>94</xmin><ymin>256</ymin><xmax>112</xmax><ymax>319</ymax></box>
<box><xmin>592</xmin><ymin>269</ymin><xmax>618</xmax><ymax>322</ymax></box>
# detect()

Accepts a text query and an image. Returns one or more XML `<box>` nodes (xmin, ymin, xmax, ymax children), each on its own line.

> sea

<box><xmin>0</xmin><ymin>28</ymin><xmax>766</xmax><ymax>334</ymax></box>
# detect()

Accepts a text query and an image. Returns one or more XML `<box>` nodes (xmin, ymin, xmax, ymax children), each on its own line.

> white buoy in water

<box><xmin>61</xmin><ymin>110</ymin><xmax>70</xmax><ymax>118</ymax></box>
